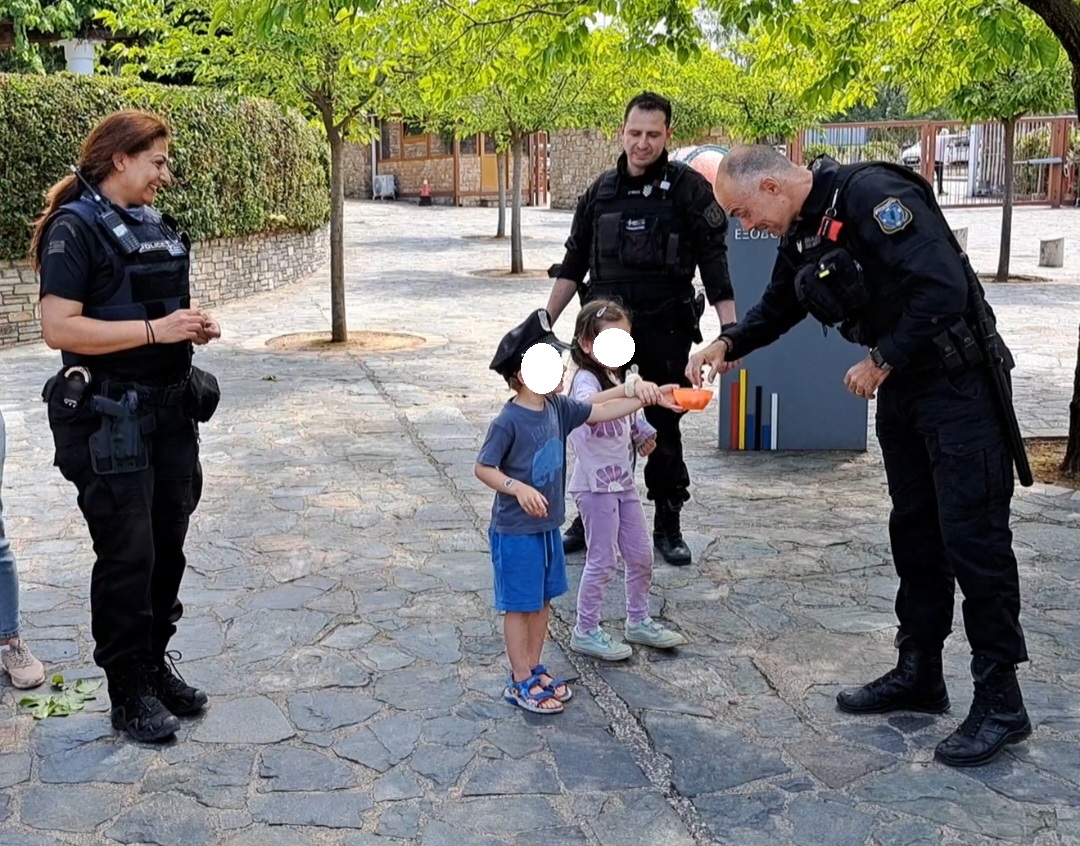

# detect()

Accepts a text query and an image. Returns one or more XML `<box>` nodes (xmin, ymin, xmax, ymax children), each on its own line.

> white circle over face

<box><xmin>520</xmin><ymin>343</ymin><xmax>563</xmax><ymax>394</ymax></box>
<box><xmin>593</xmin><ymin>327</ymin><xmax>635</xmax><ymax>368</ymax></box>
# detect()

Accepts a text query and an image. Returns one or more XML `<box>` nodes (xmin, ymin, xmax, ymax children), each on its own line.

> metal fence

<box><xmin>789</xmin><ymin>116</ymin><xmax>1079</xmax><ymax>208</ymax></box>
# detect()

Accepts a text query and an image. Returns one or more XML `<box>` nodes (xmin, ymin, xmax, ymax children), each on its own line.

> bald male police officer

<box><xmin>688</xmin><ymin>145</ymin><xmax>1030</xmax><ymax>768</ymax></box>
<box><xmin>545</xmin><ymin>92</ymin><xmax>737</xmax><ymax>566</ymax></box>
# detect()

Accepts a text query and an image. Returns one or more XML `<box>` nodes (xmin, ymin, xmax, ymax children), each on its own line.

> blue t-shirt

<box><xmin>477</xmin><ymin>394</ymin><xmax>592</xmax><ymax>535</ymax></box>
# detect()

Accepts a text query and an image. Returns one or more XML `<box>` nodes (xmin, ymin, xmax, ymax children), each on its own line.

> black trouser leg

<box><xmin>876</xmin><ymin>384</ymin><xmax>955</xmax><ymax>651</ymax></box>
<box><xmin>52</xmin><ymin>406</ymin><xmax>201</xmax><ymax>673</ymax></box>
<box><xmin>149</xmin><ymin>409</ymin><xmax>202</xmax><ymax>656</ymax></box>
<box><xmin>883</xmin><ymin>369</ymin><xmax>1027</xmax><ymax>666</ymax></box>
<box><xmin>632</xmin><ymin>327</ymin><xmax>692</xmax><ymax>505</ymax></box>
<box><xmin>935</xmin><ymin>162</ymin><xmax>944</xmax><ymax>193</ymax></box>
<box><xmin>56</xmin><ymin>451</ymin><xmax>156</xmax><ymax>671</ymax></box>
<box><xmin>917</xmin><ymin>373</ymin><xmax>1026</xmax><ymax>666</ymax></box>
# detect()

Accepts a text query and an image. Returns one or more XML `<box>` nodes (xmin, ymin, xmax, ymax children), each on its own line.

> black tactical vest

<box><xmin>786</xmin><ymin>160</ymin><xmax>920</xmax><ymax>346</ymax></box>
<box><xmin>49</xmin><ymin>196</ymin><xmax>193</xmax><ymax>381</ymax></box>
<box><xmin>590</xmin><ymin>161</ymin><xmax>694</xmax><ymax>288</ymax></box>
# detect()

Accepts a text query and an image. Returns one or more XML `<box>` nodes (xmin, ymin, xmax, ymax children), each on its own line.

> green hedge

<box><xmin>0</xmin><ymin>73</ymin><xmax>330</xmax><ymax>260</ymax></box>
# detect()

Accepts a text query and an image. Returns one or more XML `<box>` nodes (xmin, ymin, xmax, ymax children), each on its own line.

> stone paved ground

<box><xmin>1</xmin><ymin>200</ymin><xmax>1079</xmax><ymax>846</ymax></box>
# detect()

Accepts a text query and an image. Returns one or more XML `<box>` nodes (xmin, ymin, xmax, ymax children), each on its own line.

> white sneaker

<box><xmin>1</xmin><ymin>638</ymin><xmax>46</xmax><ymax>689</ymax></box>
<box><xmin>570</xmin><ymin>626</ymin><xmax>633</xmax><ymax>661</ymax></box>
<box><xmin>624</xmin><ymin>617</ymin><xmax>687</xmax><ymax>649</ymax></box>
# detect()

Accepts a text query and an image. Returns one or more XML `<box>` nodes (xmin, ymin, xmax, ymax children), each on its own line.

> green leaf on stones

<box><xmin>18</xmin><ymin>676</ymin><xmax>103</xmax><ymax>720</ymax></box>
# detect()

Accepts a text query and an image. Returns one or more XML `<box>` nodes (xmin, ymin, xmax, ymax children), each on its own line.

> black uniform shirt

<box><xmin>39</xmin><ymin>206</ymin><xmax>191</xmax><ymax>384</ymax></box>
<box><xmin>723</xmin><ymin>157</ymin><xmax>970</xmax><ymax>371</ymax></box>
<box><xmin>560</xmin><ymin>150</ymin><xmax>734</xmax><ymax>307</ymax></box>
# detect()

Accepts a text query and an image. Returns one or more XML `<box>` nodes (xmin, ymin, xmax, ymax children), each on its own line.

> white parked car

<box><xmin>901</xmin><ymin>133</ymin><xmax>970</xmax><ymax>169</ymax></box>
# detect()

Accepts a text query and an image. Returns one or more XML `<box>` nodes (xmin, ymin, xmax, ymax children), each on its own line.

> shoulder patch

<box><xmin>704</xmin><ymin>202</ymin><xmax>725</xmax><ymax>229</ymax></box>
<box><xmin>873</xmin><ymin>197</ymin><xmax>912</xmax><ymax>234</ymax></box>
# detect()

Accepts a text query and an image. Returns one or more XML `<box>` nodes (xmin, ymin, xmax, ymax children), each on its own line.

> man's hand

<box><xmin>844</xmin><ymin>357</ymin><xmax>891</xmax><ymax>400</ymax></box>
<box><xmin>637</xmin><ymin>436</ymin><xmax>657</xmax><ymax>457</ymax></box>
<box><xmin>514</xmin><ymin>484</ymin><xmax>549</xmax><ymax>518</ymax></box>
<box><xmin>686</xmin><ymin>339</ymin><xmax>737</xmax><ymax>387</ymax></box>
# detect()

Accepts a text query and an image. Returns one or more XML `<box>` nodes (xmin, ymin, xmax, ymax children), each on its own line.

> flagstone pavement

<box><xmin>1</xmin><ymin>200</ymin><xmax>1079</xmax><ymax>846</ymax></box>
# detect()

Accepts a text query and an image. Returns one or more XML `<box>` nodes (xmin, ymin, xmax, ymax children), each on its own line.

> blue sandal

<box><xmin>532</xmin><ymin>664</ymin><xmax>572</xmax><ymax>703</ymax></box>
<box><xmin>503</xmin><ymin>674</ymin><xmax>564</xmax><ymax>714</ymax></box>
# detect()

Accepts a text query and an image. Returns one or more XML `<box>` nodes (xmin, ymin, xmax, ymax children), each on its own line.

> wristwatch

<box><xmin>869</xmin><ymin>347</ymin><xmax>893</xmax><ymax>371</ymax></box>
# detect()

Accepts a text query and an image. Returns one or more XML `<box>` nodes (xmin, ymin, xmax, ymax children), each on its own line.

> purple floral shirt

<box><xmin>566</xmin><ymin>368</ymin><xmax>656</xmax><ymax>494</ymax></box>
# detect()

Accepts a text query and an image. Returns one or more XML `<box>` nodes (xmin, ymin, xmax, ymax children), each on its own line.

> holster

<box><xmin>186</xmin><ymin>366</ymin><xmax>220</xmax><ymax>423</ymax></box>
<box><xmin>89</xmin><ymin>390</ymin><xmax>154</xmax><ymax>475</ymax></box>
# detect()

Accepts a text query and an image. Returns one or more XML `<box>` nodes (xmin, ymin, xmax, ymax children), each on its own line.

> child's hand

<box><xmin>632</xmin><ymin>380</ymin><xmax>663</xmax><ymax>406</ymax></box>
<box><xmin>515</xmin><ymin>484</ymin><xmax>549</xmax><ymax>518</ymax></box>
<box><xmin>657</xmin><ymin>384</ymin><xmax>685</xmax><ymax>412</ymax></box>
<box><xmin>637</xmin><ymin>436</ymin><xmax>657</xmax><ymax>457</ymax></box>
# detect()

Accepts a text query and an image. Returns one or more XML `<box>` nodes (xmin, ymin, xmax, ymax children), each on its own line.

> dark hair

<box><xmin>624</xmin><ymin>92</ymin><xmax>672</xmax><ymax>127</ymax></box>
<box><xmin>571</xmin><ymin>299</ymin><xmax>632</xmax><ymax>392</ymax></box>
<box><xmin>30</xmin><ymin>109</ymin><xmax>171</xmax><ymax>269</ymax></box>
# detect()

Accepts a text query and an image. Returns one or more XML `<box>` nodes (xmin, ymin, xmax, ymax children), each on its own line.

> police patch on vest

<box><xmin>704</xmin><ymin>203</ymin><xmax>725</xmax><ymax>228</ymax></box>
<box><xmin>873</xmin><ymin>198</ymin><xmax>912</xmax><ymax>234</ymax></box>
<box><xmin>139</xmin><ymin>240</ymin><xmax>187</xmax><ymax>257</ymax></box>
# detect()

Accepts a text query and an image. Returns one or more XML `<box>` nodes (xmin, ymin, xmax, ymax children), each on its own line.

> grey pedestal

<box><xmin>716</xmin><ymin>225</ymin><xmax>868</xmax><ymax>452</ymax></box>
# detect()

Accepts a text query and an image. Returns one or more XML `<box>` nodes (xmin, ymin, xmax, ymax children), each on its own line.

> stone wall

<box><xmin>0</xmin><ymin>225</ymin><xmax>329</xmax><ymax>348</ymax></box>
<box><xmin>343</xmin><ymin>142</ymin><xmax>374</xmax><ymax>200</ymax></box>
<box><xmin>549</xmin><ymin>129</ymin><xmax>622</xmax><ymax>210</ymax></box>
<box><xmin>376</xmin><ymin>156</ymin><xmax>456</xmax><ymax>201</ymax></box>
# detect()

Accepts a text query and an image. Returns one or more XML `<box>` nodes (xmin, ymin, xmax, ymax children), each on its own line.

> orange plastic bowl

<box><xmin>672</xmin><ymin>388</ymin><xmax>714</xmax><ymax>411</ymax></box>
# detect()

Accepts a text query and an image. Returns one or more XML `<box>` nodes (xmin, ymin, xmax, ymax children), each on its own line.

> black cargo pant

<box><xmin>631</xmin><ymin>321</ymin><xmax>694</xmax><ymax>508</ymax></box>
<box><xmin>48</xmin><ymin>386</ymin><xmax>202</xmax><ymax>674</ymax></box>
<box><xmin>876</xmin><ymin>364</ymin><xmax>1026</xmax><ymax>666</ymax></box>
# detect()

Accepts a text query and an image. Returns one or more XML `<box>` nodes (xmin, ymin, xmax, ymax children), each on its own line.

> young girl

<box><xmin>567</xmin><ymin>300</ymin><xmax>687</xmax><ymax>660</ymax></box>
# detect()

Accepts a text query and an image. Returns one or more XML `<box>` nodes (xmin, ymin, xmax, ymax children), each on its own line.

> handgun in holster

<box><xmin>89</xmin><ymin>389</ymin><xmax>155</xmax><ymax>475</ymax></box>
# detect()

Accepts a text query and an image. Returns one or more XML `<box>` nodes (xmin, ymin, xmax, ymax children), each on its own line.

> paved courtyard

<box><xmin>1</xmin><ymin>200</ymin><xmax>1079</xmax><ymax>846</ymax></box>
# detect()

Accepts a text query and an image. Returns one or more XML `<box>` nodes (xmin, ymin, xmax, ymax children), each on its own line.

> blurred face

<box><xmin>579</xmin><ymin>317</ymin><xmax>631</xmax><ymax>360</ymax></box>
<box><xmin>619</xmin><ymin>107</ymin><xmax>671</xmax><ymax>176</ymax></box>
<box><xmin>113</xmin><ymin>138</ymin><xmax>172</xmax><ymax>206</ymax></box>
<box><xmin>714</xmin><ymin>175</ymin><xmax>800</xmax><ymax>238</ymax></box>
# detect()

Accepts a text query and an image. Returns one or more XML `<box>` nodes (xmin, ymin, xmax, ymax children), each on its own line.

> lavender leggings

<box><xmin>573</xmin><ymin>489</ymin><xmax>653</xmax><ymax>634</ymax></box>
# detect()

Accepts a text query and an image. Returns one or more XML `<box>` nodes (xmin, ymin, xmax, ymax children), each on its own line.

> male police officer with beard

<box><xmin>545</xmin><ymin>92</ymin><xmax>737</xmax><ymax>566</ymax></box>
<box><xmin>688</xmin><ymin>145</ymin><xmax>1030</xmax><ymax>767</ymax></box>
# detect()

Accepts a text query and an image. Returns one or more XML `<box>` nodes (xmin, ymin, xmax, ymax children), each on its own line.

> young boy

<box><xmin>475</xmin><ymin>309</ymin><xmax>674</xmax><ymax>714</ymax></box>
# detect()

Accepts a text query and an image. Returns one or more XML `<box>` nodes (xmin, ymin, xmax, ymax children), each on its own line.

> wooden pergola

<box><xmin>0</xmin><ymin>22</ymin><xmax>134</xmax><ymax>51</ymax></box>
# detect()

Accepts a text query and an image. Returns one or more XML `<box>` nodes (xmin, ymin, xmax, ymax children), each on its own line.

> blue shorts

<box><xmin>488</xmin><ymin>527</ymin><xmax>568</xmax><ymax>613</ymax></box>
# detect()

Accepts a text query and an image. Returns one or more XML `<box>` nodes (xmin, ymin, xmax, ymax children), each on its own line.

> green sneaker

<box><xmin>624</xmin><ymin>617</ymin><xmax>687</xmax><ymax>649</ymax></box>
<box><xmin>570</xmin><ymin>626</ymin><xmax>633</xmax><ymax>661</ymax></box>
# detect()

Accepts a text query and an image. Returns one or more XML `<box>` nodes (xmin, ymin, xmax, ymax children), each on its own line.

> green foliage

<box><xmin>19</xmin><ymin>675</ymin><xmax>102</xmax><ymax>719</ymax></box>
<box><xmin>0</xmin><ymin>72</ymin><xmax>329</xmax><ymax>260</ymax></box>
<box><xmin>861</xmin><ymin>139</ymin><xmax>902</xmax><ymax>163</ymax></box>
<box><xmin>803</xmin><ymin>142</ymin><xmax>837</xmax><ymax>162</ymax></box>
<box><xmin>704</xmin><ymin>0</ymin><xmax>1069</xmax><ymax>119</ymax></box>
<box><xmin>0</xmin><ymin>0</ymin><xmax>114</xmax><ymax>70</ymax></box>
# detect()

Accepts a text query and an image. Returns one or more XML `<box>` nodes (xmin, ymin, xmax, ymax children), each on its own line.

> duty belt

<box><xmin>96</xmin><ymin>371</ymin><xmax>191</xmax><ymax>408</ymax></box>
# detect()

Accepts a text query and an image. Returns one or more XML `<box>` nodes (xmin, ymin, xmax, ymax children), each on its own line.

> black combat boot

<box><xmin>151</xmin><ymin>651</ymin><xmax>208</xmax><ymax>717</ymax></box>
<box><xmin>562</xmin><ymin>514</ymin><xmax>586</xmax><ymax>554</ymax></box>
<box><xmin>654</xmin><ymin>500</ymin><xmax>691</xmax><ymax>566</ymax></box>
<box><xmin>837</xmin><ymin>642</ymin><xmax>950</xmax><ymax>714</ymax></box>
<box><xmin>934</xmin><ymin>656</ymin><xmax>1031</xmax><ymax>767</ymax></box>
<box><xmin>107</xmin><ymin>664</ymin><xmax>181</xmax><ymax>743</ymax></box>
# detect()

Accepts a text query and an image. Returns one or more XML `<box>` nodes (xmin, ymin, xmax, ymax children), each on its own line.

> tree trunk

<box><xmin>328</xmin><ymin>127</ymin><xmax>347</xmax><ymax>343</ymax></box>
<box><xmin>996</xmin><ymin>116</ymin><xmax>1017</xmax><ymax>284</ymax></box>
<box><xmin>510</xmin><ymin>131</ymin><xmax>524</xmax><ymax>275</ymax></box>
<box><xmin>1018</xmin><ymin>0</ymin><xmax>1080</xmax><ymax>475</ymax></box>
<box><xmin>1065</xmin><ymin>323</ymin><xmax>1080</xmax><ymax>477</ymax></box>
<box><xmin>495</xmin><ymin>151</ymin><xmax>507</xmax><ymax>238</ymax></box>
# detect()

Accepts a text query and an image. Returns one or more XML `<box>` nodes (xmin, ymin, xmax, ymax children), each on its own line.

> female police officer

<box><xmin>31</xmin><ymin>109</ymin><xmax>220</xmax><ymax>742</ymax></box>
